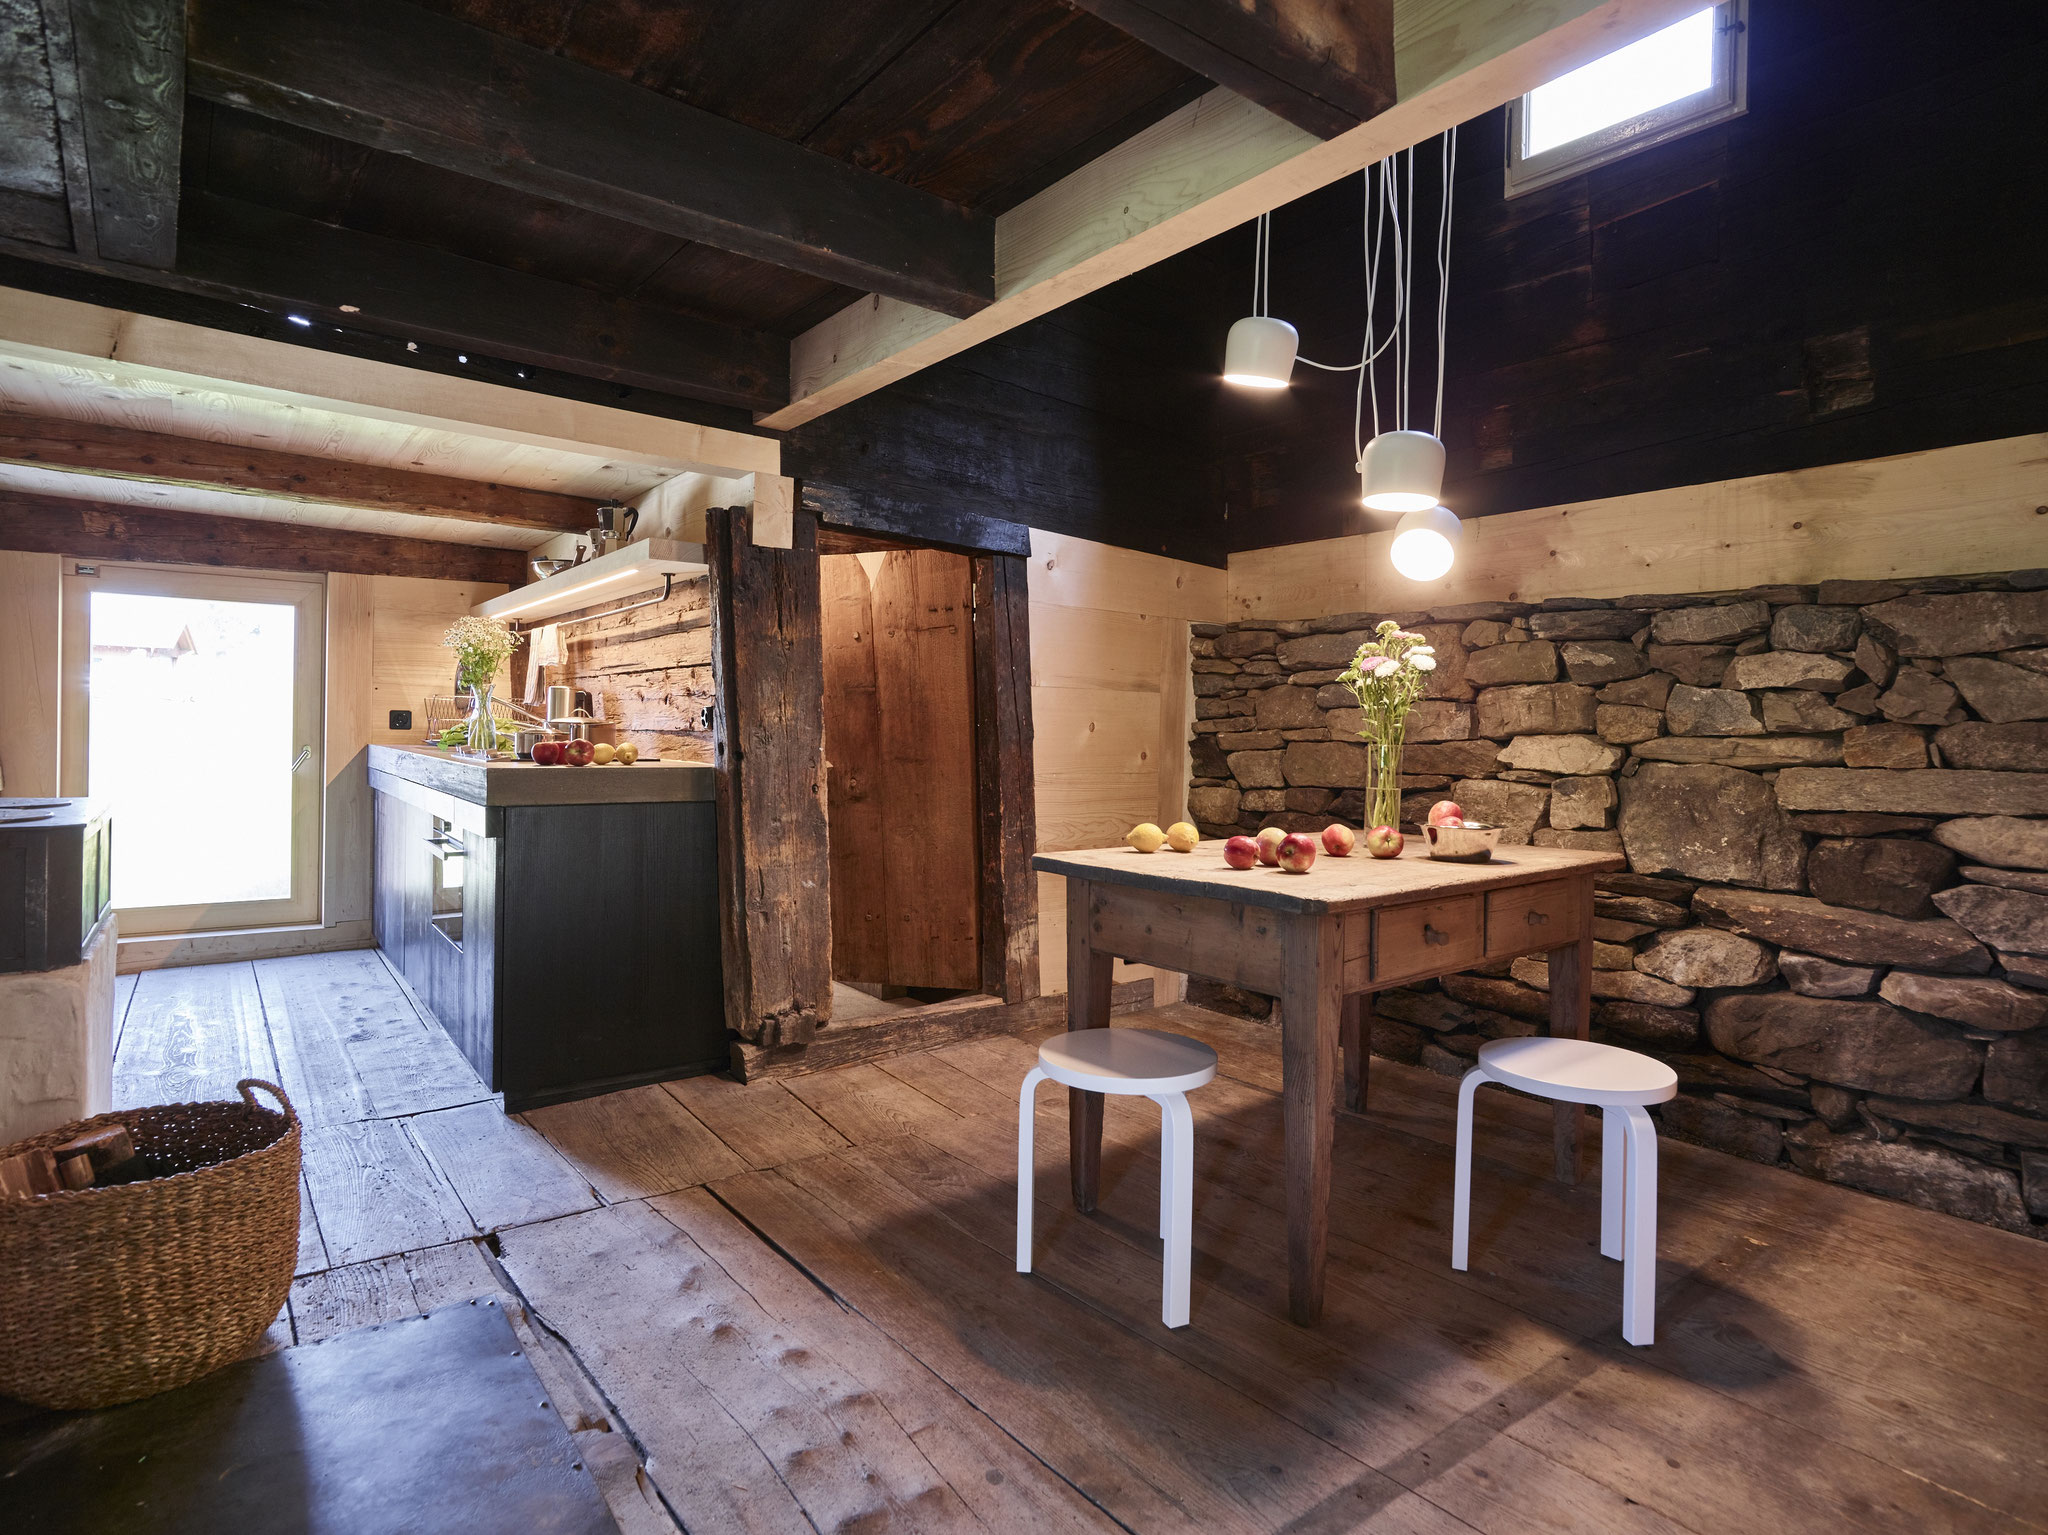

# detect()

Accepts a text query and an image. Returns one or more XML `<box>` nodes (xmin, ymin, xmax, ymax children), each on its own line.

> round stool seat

<box><xmin>1037</xmin><ymin>1029</ymin><xmax>1218</xmax><ymax>1095</ymax></box>
<box><xmin>1476</xmin><ymin>1036</ymin><xmax>1677</xmax><ymax>1107</ymax></box>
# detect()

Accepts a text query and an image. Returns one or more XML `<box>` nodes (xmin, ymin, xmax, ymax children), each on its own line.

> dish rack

<box><xmin>422</xmin><ymin>694</ymin><xmax>548</xmax><ymax>741</ymax></box>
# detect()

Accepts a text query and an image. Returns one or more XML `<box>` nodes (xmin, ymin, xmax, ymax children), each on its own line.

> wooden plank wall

<box><xmin>1025</xmin><ymin>530</ymin><xmax>1226</xmax><ymax>998</ymax></box>
<box><xmin>0</xmin><ymin>548</ymin><xmax>60</xmax><ymax>794</ymax></box>
<box><xmin>1230</xmin><ymin>433</ymin><xmax>2048</xmax><ymax>619</ymax></box>
<box><xmin>527</xmin><ymin>577</ymin><xmax>717</xmax><ymax>763</ymax></box>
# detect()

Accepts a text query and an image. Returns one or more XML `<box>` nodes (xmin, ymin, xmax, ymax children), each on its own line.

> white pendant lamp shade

<box><xmin>1222</xmin><ymin>315</ymin><xmax>1297</xmax><ymax>389</ymax></box>
<box><xmin>1359</xmin><ymin>429</ymin><xmax>1446</xmax><ymax>512</ymax></box>
<box><xmin>1389</xmin><ymin>503</ymin><xmax>1461</xmax><ymax>582</ymax></box>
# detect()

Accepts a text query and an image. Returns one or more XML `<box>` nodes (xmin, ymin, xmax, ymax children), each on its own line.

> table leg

<box><xmin>1280</xmin><ymin>913</ymin><xmax>1344</xmax><ymax>1325</ymax></box>
<box><xmin>1065</xmin><ymin>878</ymin><xmax>1114</xmax><ymax>1212</ymax></box>
<box><xmin>1340</xmin><ymin>992</ymin><xmax>1370</xmax><ymax>1114</ymax></box>
<box><xmin>1547</xmin><ymin>877</ymin><xmax>1597</xmax><ymax>1183</ymax></box>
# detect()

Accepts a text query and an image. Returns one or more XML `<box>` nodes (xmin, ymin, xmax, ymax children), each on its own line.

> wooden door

<box><xmin>821</xmin><ymin>549</ymin><xmax>980</xmax><ymax>990</ymax></box>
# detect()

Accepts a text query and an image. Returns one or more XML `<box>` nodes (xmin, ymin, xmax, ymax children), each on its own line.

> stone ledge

<box><xmin>1775</xmin><ymin>768</ymin><xmax>2048</xmax><ymax>816</ymax></box>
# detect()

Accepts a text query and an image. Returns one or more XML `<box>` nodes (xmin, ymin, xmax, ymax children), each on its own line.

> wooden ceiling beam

<box><xmin>761</xmin><ymin>0</ymin><xmax>1708</xmax><ymax>431</ymax></box>
<box><xmin>1068</xmin><ymin>0</ymin><xmax>1395</xmax><ymax>139</ymax></box>
<box><xmin>38</xmin><ymin>0</ymin><xmax>184</xmax><ymax>268</ymax></box>
<box><xmin>3</xmin><ymin>191</ymin><xmax>792</xmax><ymax>414</ymax></box>
<box><xmin>185</xmin><ymin>0</ymin><xmax>995</xmax><ymax>319</ymax></box>
<box><xmin>0</xmin><ymin>488</ymin><xmax>527</xmax><ymax>584</ymax></box>
<box><xmin>0</xmin><ymin>410</ymin><xmax>604</xmax><ymax>534</ymax></box>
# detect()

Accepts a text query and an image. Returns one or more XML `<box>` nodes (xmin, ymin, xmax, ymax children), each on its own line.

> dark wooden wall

<box><xmin>1197</xmin><ymin>0</ymin><xmax>2048</xmax><ymax>549</ymax></box>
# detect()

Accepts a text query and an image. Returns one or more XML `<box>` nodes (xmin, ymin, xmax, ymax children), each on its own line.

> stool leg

<box><xmin>1620</xmin><ymin>1105</ymin><xmax>1658</xmax><ymax>1345</ymax></box>
<box><xmin>1157</xmin><ymin>1097</ymin><xmax>1171</xmax><ymax>1238</ymax></box>
<box><xmin>1152</xmin><ymin>1091</ymin><xmax>1195</xmax><ymax>1328</ymax></box>
<box><xmin>1017</xmin><ymin>1068</ymin><xmax>1046</xmax><ymax>1274</ymax></box>
<box><xmin>1451</xmin><ymin>1067</ymin><xmax>1487</xmax><ymax>1272</ymax></box>
<box><xmin>1600</xmin><ymin>1105</ymin><xmax>1624</xmax><ymax>1261</ymax></box>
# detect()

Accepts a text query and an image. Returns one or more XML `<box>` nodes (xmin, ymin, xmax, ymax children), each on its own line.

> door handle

<box><xmin>1423</xmin><ymin>923</ymin><xmax>1449</xmax><ymax>946</ymax></box>
<box><xmin>1525</xmin><ymin>909</ymin><xmax>1549</xmax><ymax>925</ymax></box>
<box><xmin>425</xmin><ymin>833</ymin><xmax>467</xmax><ymax>858</ymax></box>
<box><xmin>290</xmin><ymin>746</ymin><xmax>312</xmax><ymax>772</ymax></box>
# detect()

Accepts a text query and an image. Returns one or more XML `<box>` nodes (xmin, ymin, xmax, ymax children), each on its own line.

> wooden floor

<box><xmin>102</xmin><ymin>954</ymin><xmax>2048</xmax><ymax>1535</ymax></box>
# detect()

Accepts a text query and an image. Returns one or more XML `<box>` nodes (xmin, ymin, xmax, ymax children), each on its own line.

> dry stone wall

<box><xmin>1188</xmin><ymin>572</ymin><xmax>2048</xmax><ymax>1238</ymax></box>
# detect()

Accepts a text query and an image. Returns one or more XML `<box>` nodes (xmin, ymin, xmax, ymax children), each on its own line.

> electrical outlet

<box><xmin>389</xmin><ymin>709</ymin><xmax>413</xmax><ymax>731</ymax></box>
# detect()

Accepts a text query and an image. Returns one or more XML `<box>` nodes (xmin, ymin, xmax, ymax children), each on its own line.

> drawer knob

<box><xmin>1525</xmin><ymin>909</ymin><xmax>1549</xmax><ymax>925</ymax></box>
<box><xmin>1423</xmin><ymin>923</ymin><xmax>1450</xmax><ymax>946</ymax></box>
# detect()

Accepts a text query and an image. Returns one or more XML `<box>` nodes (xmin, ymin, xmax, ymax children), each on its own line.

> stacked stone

<box><xmin>1187</xmin><ymin>573</ymin><xmax>2048</xmax><ymax>1237</ymax></box>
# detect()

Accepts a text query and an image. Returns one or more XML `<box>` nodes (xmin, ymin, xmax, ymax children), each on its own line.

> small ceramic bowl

<box><xmin>1426</xmin><ymin>822</ymin><xmax>1501</xmax><ymax>862</ymax></box>
<box><xmin>530</xmin><ymin>557</ymin><xmax>573</xmax><ymax>579</ymax></box>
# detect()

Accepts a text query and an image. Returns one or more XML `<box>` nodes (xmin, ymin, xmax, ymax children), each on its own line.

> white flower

<box><xmin>1372</xmin><ymin>657</ymin><xmax>1400</xmax><ymax>677</ymax></box>
<box><xmin>1412</xmin><ymin>654</ymin><xmax>1438</xmax><ymax>671</ymax></box>
<box><xmin>1410</xmin><ymin>645</ymin><xmax>1435</xmax><ymax>655</ymax></box>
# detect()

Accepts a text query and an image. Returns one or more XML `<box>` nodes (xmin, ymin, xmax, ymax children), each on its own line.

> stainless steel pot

<box><xmin>549</xmin><ymin>719</ymin><xmax>594</xmax><ymax>742</ymax></box>
<box><xmin>512</xmin><ymin>727</ymin><xmax>555</xmax><ymax>759</ymax></box>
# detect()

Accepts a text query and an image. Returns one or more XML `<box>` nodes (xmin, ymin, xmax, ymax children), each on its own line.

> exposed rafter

<box><xmin>0</xmin><ymin>410</ymin><xmax>604</xmax><ymax>534</ymax></box>
<box><xmin>0</xmin><ymin>488</ymin><xmax>527</xmax><ymax>583</ymax></box>
<box><xmin>761</xmin><ymin>0</ymin><xmax>1707</xmax><ymax>430</ymax></box>
<box><xmin>1069</xmin><ymin>0</ymin><xmax>1395</xmax><ymax>138</ymax></box>
<box><xmin>185</xmin><ymin>0</ymin><xmax>996</xmax><ymax>318</ymax></box>
<box><xmin>38</xmin><ymin>0</ymin><xmax>184</xmax><ymax>268</ymax></box>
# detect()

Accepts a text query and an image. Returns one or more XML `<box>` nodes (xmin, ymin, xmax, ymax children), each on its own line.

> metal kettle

<box><xmin>586</xmin><ymin>501</ymin><xmax>639</xmax><ymax>560</ymax></box>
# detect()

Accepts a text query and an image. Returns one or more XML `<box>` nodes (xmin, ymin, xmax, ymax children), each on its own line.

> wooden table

<box><xmin>1033</xmin><ymin>841</ymin><xmax>1626</xmax><ymax>1325</ymax></box>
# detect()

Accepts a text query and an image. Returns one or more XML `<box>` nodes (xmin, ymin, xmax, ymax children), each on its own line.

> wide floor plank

<box><xmin>256</xmin><ymin>950</ymin><xmax>487</xmax><ymax>1126</ymax></box>
<box><xmin>289</xmin><ymin>1240</ymin><xmax>500</xmax><ymax>1343</ymax></box>
<box><xmin>521</xmin><ymin>1084</ymin><xmax>746</xmax><ymax>1202</ymax></box>
<box><xmin>408</xmin><ymin>1100</ymin><xmax>600</xmax><ymax>1231</ymax></box>
<box><xmin>112</xmin><ymin>961</ymin><xmax>275</xmax><ymax>1108</ymax></box>
<box><xmin>662</xmin><ymin>1073</ymin><xmax>850</xmax><ymax>1169</ymax></box>
<box><xmin>781</xmin><ymin>1062</ymin><xmax>962</xmax><ymax>1144</ymax></box>
<box><xmin>300</xmin><ymin>1116</ymin><xmax>473</xmax><ymax>1265</ymax></box>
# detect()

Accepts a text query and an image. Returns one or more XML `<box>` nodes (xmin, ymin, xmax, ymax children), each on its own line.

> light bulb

<box><xmin>1389</xmin><ymin>504</ymin><xmax>1461</xmax><ymax>582</ymax></box>
<box><xmin>1222</xmin><ymin>315</ymin><xmax>1297</xmax><ymax>389</ymax></box>
<box><xmin>1359</xmin><ymin>429</ymin><xmax>1446</xmax><ymax>511</ymax></box>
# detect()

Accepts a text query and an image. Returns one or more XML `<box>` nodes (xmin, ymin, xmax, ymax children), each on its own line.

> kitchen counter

<box><xmin>369</xmin><ymin>745</ymin><xmax>714</xmax><ymax>807</ymax></box>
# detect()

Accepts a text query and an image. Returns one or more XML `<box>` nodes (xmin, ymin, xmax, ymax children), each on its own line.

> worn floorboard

<box><xmin>111</xmin><ymin>961</ymin><xmax>275</xmax><ymax>1108</ymax></box>
<box><xmin>91</xmin><ymin>959</ymin><xmax>2048</xmax><ymax>1534</ymax></box>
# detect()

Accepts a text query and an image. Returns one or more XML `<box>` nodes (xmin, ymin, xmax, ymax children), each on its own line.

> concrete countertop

<box><xmin>369</xmin><ymin>745</ymin><xmax>715</xmax><ymax>807</ymax></box>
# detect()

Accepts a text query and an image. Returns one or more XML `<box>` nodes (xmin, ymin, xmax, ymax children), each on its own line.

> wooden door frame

<box><xmin>709</xmin><ymin>498</ymin><xmax>1038</xmax><ymax>1051</ymax></box>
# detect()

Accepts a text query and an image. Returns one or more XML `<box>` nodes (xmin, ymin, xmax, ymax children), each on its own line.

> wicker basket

<box><xmin>0</xmin><ymin>1079</ymin><xmax>301</xmax><ymax>1409</ymax></box>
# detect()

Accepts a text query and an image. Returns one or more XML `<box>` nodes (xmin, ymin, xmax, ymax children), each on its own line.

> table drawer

<box><xmin>1374</xmin><ymin>895</ymin><xmax>1482</xmax><ymax>985</ymax></box>
<box><xmin>1485</xmin><ymin>880</ymin><xmax>1584</xmax><ymax>957</ymax></box>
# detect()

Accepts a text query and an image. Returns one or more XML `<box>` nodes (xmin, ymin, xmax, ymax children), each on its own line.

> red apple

<box><xmin>563</xmin><ymin>738</ymin><xmax>596</xmax><ymax>767</ymax></box>
<box><xmin>530</xmin><ymin>740</ymin><xmax>565</xmax><ymax>766</ymax></box>
<box><xmin>1276</xmin><ymin>833</ymin><xmax>1318</xmax><ymax>874</ymax></box>
<box><xmin>1364</xmin><ymin>824</ymin><xmax>1405</xmax><ymax>859</ymax></box>
<box><xmin>1320</xmin><ymin>823</ymin><xmax>1356</xmax><ymax>857</ymax></box>
<box><xmin>1222</xmin><ymin>834</ymin><xmax>1260</xmax><ymax>870</ymax></box>
<box><xmin>1427</xmin><ymin>799</ymin><xmax>1464</xmax><ymax>828</ymax></box>
<box><xmin>1255</xmin><ymin>827</ymin><xmax>1289</xmax><ymax>867</ymax></box>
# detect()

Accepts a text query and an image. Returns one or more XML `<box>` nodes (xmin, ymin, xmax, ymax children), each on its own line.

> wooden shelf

<box><xmin>472</xmin><ymin>538</ymin><xmax>707</xmax><ymax>626</ymax></box>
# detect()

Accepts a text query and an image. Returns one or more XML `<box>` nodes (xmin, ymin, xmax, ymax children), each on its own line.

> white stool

<box><xmin>1017</xmin><ymin>1028</ymin><xmax>1217</xmax><ymax>1328</ymax></box>
<box><xmin>1453</xmin><ymin>1036</ymin><xmax>1678</xmax><ymax>1346</ymax></box>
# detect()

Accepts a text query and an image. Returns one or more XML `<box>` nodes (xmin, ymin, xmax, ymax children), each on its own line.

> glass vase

<box><xmin>1365</xmin><ymin>721</ymin><xmax>1405</xmax><ymax>831</ymax></box>
<box><xmin>463</xmin><ymin>682</ymin><xmax>497</xmax><ymax>753</ymax></box>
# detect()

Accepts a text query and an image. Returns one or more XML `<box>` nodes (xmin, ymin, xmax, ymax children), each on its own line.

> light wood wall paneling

<box><xmin>1231</xmin><ymin>433</ymin><xmax>2048</xmax><ymax>619</ymax></box>
<box><xmin>0</xmin><ymin>548</ymin><xmax>60</xmax><ymax>794</ymax></box>
<box><xmin>324</xmin><ymin>572</ymin><xmax>374</xmax><ymax>927</ymax></box>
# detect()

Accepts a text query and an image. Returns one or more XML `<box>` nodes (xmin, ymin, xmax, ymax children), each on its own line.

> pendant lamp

<box><xmin>1389</xmin><ymin>503</ymin><xmax>1461</xmax><ymax>582</ymax></box>
<box><xmin>1222</xmin><ymin>213</ymin><xmax>1296</xmax><ymax>389</ymax></box>
<box><xmin>1359</xmin><ymin>429</ymin><xmax>1445</xmax><ymax>512</ymax></box>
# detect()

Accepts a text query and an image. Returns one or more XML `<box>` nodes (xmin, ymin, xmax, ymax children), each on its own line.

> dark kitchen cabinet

<box><xmin>369</xmin><ymin>748</ymin><xmax>725</xmax><ymax>1110</ymax></box>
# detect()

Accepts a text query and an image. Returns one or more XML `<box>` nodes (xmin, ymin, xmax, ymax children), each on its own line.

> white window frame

<box><xmin>1504</xmin><ymin>1</ymin><xmax>1748</xmax><ymax>199</ymax></box>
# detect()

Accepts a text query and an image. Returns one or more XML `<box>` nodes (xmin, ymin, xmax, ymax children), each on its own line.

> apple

<box><xmin>530</xmin><ymin>739</ymin><xmax>565</xmax><ymax>766</ymax></box>
<box><xmin>563</xmin><ymin>738</ymin><xmax>596</xmax><ymax>767</ymax></box>
<box><xmin>1364</xmin><ymin>824</ymin><xmax>1405</xmax><ymax>859</ymax></box>
<box><xmin>1427</xmin><ymin>800</ymin><xmax>1465</xmax><ymax>828</ymax></box>
<box><xmin>1222</xmin><ymin>834</ymin><xmax>1259</xmax><ymax>870</ymax></box>
<box><xmin>1255</xmin><ymin>826</ymin><xmax>1289</xmax><ymax>867</ymax></box>
<box><xmin>1320</xmin><ymin>823</ymin><xmax>1356</xmax><ymax>857</ymax></box>
<box><xmin>1276</xmin><ymin>833</ymin><xmax>1318</xmax><ymax>874</ymax></box>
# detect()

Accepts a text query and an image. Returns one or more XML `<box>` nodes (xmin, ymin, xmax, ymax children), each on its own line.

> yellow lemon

<box><xmin>1127</xmin><ymin>822</ymin><xmax>1167</xmax><ymax>853</ymax></box>
<box><xmin>614</xmin><ymin>741</ymin><xmax>639</xmax><ymax>764</ymax></box>
<box><xmin>1166</xmin><ymin>821</ymin><xmax>1199</xmax><ymax>853</ymax></box>
<box><xmin>592</xmin><ymin>742</ymin><xmax>616</xmax><ymax>765</ymax></box>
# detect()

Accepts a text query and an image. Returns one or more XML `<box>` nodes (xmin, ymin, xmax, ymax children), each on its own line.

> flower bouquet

<box><xmin>442</xmin><ymin>615</ymin><xmax>518</xmax><ymax>755</ymax></box>
<box><xmin>1336</xmin><ymin>620</ymin><xmax>1437</xmax><ymax>831</ymax></box>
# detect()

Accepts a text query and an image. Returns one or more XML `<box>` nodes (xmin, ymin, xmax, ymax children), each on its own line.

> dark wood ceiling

<box><xmin>189</xmin><ymin>0</ymin><xmax>1200</xmax><ymax>342</ymax></box>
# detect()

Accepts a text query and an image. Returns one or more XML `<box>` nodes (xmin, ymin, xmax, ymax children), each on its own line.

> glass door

<box><xmin>61</xmin><ymin>562</ymin><xmax>325</xmax><ymax>935</ymax></box>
